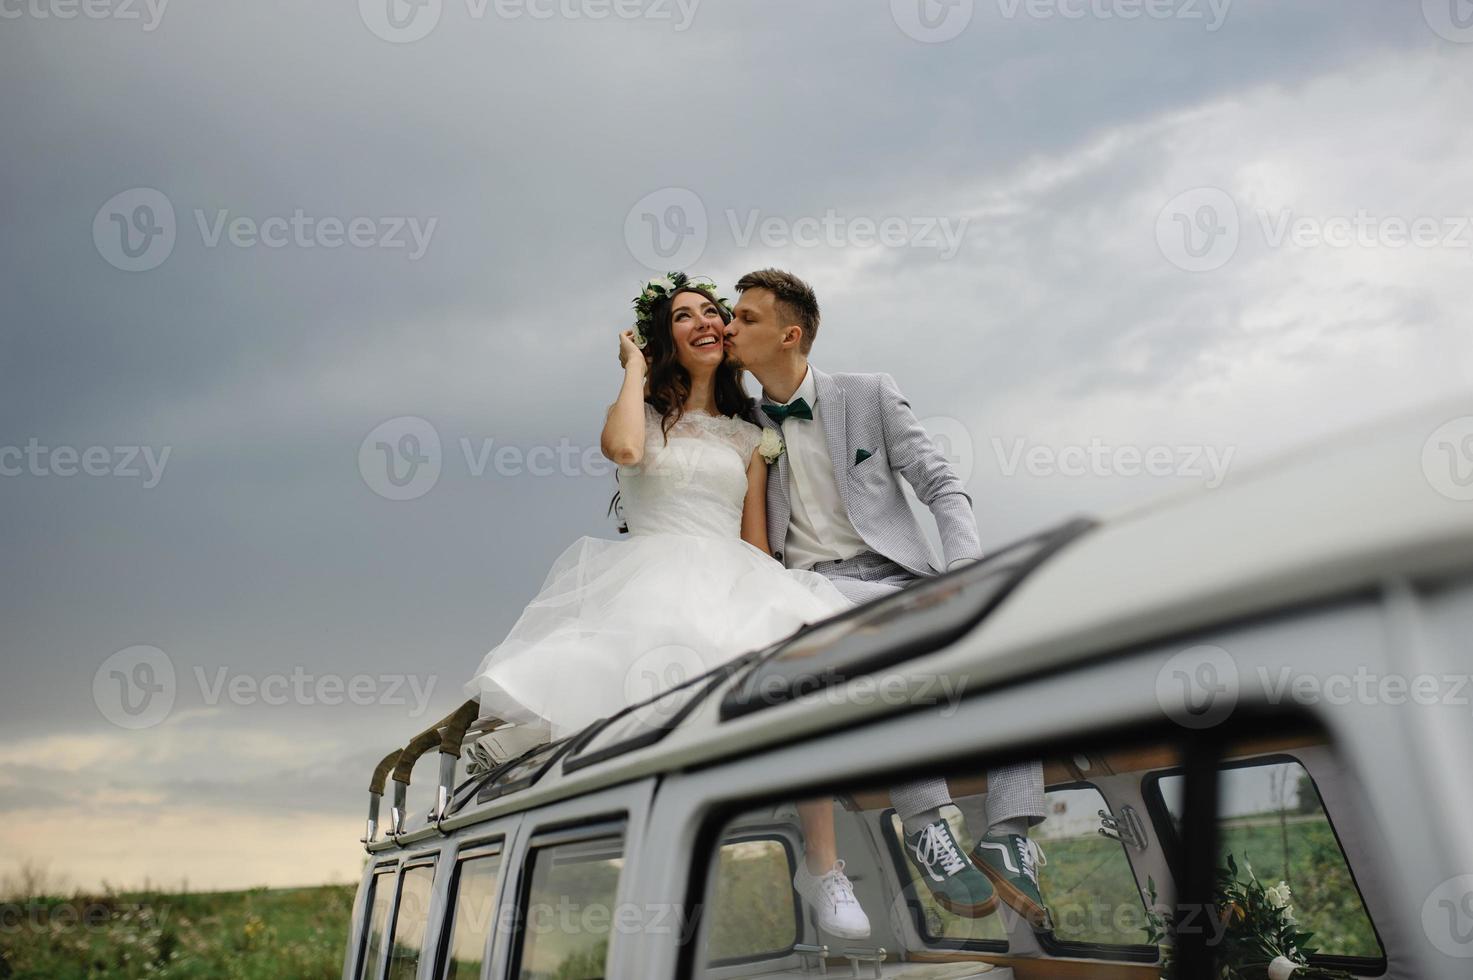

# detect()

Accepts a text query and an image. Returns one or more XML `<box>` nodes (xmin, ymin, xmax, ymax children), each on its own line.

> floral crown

<box><xmin>630</xmin><ymin>272</ymin><xmax>730</xmax><ymax>349</ymax></box>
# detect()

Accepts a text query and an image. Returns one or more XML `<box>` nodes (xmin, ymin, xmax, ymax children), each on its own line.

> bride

<box><xmin>463</xmin><ymin>272</ymin><xmax>871</xmax><ymax>939</ymax></box>
<box><xmin>465</xmin><ymin>273</ymin><xmax>849</xmax><ymax>737</ymax></box>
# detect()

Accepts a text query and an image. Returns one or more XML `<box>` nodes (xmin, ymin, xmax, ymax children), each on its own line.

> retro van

<box><xmin>342</xmin><ymin>398</ymin><xmax>1473</xmax><ymax>979</ymax></box>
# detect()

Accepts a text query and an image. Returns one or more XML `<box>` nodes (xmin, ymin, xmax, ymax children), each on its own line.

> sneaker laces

<box><xmin>1016</xmin><ymin>837</ymin><xmax>1047</xmax><ymax>885</ymax></box>
<box><xmin>818</xmin><ymin>860</ymin><xmax>859</xmax><ymax>910</ymax></box>
<box><xmin>914</xmin><ymin>823</ymin><xmax>966</xmax><ymax>877</ymax></box>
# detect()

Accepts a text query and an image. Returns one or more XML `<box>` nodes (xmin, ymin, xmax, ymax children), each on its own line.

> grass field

<box><xmin>0</xmin><ymin>882</ymin><xmax>354</xmax><ymax>980</ymax></box>
<box><xmin>1216</xmin><ymin>817</ymin><xmax>1381</xmax><ymax>959</ymax></box>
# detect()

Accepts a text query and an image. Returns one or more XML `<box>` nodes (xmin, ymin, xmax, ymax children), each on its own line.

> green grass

<box><xmin>0</xmin><ymin>884</ymin><xmax>354</xmax><ymax>980</ymax></box>
<box><xmin>1217</xmin><ymin>817</ymin><xmax>1381</xmax><ymax>959</ymax></box>
<box><xmin>1040</xmin><ymin>835</ymin><xmax>1156</xmax><ymax>946</ymax></box>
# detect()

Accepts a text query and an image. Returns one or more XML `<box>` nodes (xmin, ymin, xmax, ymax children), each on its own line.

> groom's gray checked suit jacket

<box><xmin>760</xmin><ymin>367</ymin><xmax>983</xmax><ymax>576</ymax></box>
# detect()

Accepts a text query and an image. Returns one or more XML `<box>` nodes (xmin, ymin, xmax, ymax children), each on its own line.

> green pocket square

<box><xmin>854</xmin><ymin>449</ymin><xmax>873</xmax><ymax>465</ymax></box>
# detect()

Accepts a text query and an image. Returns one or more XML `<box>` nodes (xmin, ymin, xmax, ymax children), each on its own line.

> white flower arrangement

<box><xmin>629</xmin><ymin>272</ymin><xmax>728</xmax><ymax>352</ymax></box>
<box><xmin>1145</xmin><ymin>854</ymin><xmax>1350</xmax><ymax>980</ymax></box>
<box><xmin>1264</xmin><ymin>882</ymin><xmax>1292</xmax><ymax>910</ymax></box>
<box><xmin>758</xmin><ymin>428</ymin><xmax>784</xmax><ymax>463</ymax></box>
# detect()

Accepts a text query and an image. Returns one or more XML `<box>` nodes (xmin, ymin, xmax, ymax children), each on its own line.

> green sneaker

<box><xmin>971</xmin><ymin>832</ymin><xmax>1050</xmax><ymax>928</ymax></box>
<box><xmin>903</xmin><ymin>818</ymin><xmax>998</xmax><ymax>918</ymax></box>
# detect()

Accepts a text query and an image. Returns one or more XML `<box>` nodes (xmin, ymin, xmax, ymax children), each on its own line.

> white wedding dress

<box><xmin>465</xmin><ymin>403</ymin><xmax>850</xmax><ymax>738</ymax></box>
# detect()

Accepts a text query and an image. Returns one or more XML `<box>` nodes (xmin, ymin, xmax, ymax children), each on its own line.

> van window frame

<box><xmin>1142</xmin><ymin>752</ymin><xmax>1389</xmax><ymax>975</ymax></box>
<box><xmin>433</xmin><ymin>838</ymin><xmax>505</xmax><ymax>980</ymax></box>
<box><xmin>354</xmin><ymin>862</ymin><xmax>400</xmax><ymax>980</ymax></box>
<box><xmin>507</xmin><ymin>817</ymin><xmax>630</xmax><ymax>980</ymax></box>
<box><xmin>703</xmin><ymin>830</ymin><xmax>804</xmax><ymax>969</ymax></box>
<box><xmin>676</xmin><ymin>719</ymin><xmax>1239</xmax><ymax>979</ymax></box>
<box><xmin>1027</xmin><ymin>779</ymin><xmax>1162</xmax><ymax>962</ymax></box>
<box><xmin>381</xmin><ymin>856</ymin><xmax>440</xmax><ymax>980</ymax></box>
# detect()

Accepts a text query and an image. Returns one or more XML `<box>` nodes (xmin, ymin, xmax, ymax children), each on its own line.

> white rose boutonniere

<box><xmin>758</xmin><ymin>428</ymin><xmax>784</xmax><ymax>464</ymax></box>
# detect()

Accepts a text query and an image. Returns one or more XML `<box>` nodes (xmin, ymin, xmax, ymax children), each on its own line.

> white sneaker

<box><xmin>792</xmin><ymin>858</ymin><xmax>871</xmax><ymax>939</ymax></box>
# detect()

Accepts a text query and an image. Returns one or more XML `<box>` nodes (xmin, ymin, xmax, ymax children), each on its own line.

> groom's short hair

<box><xmin>735</xmin><ymin>268</ymin><xmax>820</xmax><ymax>353</ymax></box>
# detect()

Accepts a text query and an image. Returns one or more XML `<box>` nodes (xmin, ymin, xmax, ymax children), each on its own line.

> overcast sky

<box><xmin>3</xmin><ymin>0</ymin><xmax>1472</xmax><ymax>892</ymax></box>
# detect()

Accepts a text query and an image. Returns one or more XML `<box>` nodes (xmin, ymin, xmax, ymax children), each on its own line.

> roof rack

<box><xmin>362</xmin><ymin>698</ymin><xmax>486</xmax><ymax>848</ymax></box>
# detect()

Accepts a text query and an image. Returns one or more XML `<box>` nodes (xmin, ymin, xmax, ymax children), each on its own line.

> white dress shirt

<box><xmin>766</xmin><ymin>367</ymin><xmax>870</xmax><ymax>570</ymax></box>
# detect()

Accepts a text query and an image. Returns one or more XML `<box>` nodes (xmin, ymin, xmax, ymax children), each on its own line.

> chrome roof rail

<box><xmin>362</xmin><ymin>749</ymin><xmax>402</xmax><ymax>847</ymax></box>
<box><xmin>363</xmin><ymin>699</ymin><xmax>488</xmax><ymax>850</ymax></box>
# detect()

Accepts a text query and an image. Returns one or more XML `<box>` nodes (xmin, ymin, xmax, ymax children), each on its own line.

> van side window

<box><xmin>358</xmin><ymin>869</ymin><xmax>396</xmax><ymax>980</ymax></box>
<box><xmin>386</xmin><ymin>863</ymin><xmax>437</xmax><ymax>980</ymax></box>
<box><xmin>514</xmin><ymin>832</ymin><xmax>626</xmax><ymax>980</ymax></box>
<box><xmin>707</xmin><ymin>837</ymin><xmax>799</xmax><ymax>962</ymax></box>
<box><xmin>694</xmin><ymin>743</ymin><xmax>1194</xmax><ymax>976</ymax></box>
<box><xmin>887</xmin><ymin>783</ymin><xmax>1152</xmax><ymax>948</ymax></box>
<box><xmin>442</xmin><ymin>849</ymin><xmax>504</xmax><ymax>980</ymax></box>
<box><xmin>1033</xmin><ymin>785</ymin><xmax>1152</xmax><ymax>946</ymax></box>
<box><xmin>1153</xmin><ymin>757</ymin><xmax>1384</xmax><ymax>961</ymax></box>
<box><xmin>687</xmin><ymin>725</ymin><xmax>1363</xmax><ymax>977</ymax></box>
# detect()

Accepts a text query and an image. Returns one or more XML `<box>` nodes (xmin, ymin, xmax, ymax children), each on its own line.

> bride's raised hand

<box><xmin>619</xmin><ymin>329</ymin><xmax>649</xmax><ymax>372</ymax></box>
<box><xmin>604</xmin><ymin>329</ymin><xmax>650</xmax><ymax>464</ymax></box>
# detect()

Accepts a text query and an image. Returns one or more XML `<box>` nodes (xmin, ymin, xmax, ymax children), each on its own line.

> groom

<box><xmin>724</xmin><ymin>268</ymin><xmax>1052</xmax><ymax>929</ymax></box>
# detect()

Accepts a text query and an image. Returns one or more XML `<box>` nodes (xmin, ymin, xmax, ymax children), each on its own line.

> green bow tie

<box><xmin>762</xmin><ymin>398</ymin><xmax>814</xmax><ymax>424</ymax></box>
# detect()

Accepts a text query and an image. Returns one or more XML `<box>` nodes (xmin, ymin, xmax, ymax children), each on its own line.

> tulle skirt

<box><xmin>464</xmin><ymin>532</ymin><xmax>850</xmax><ymax>738</ymax></box>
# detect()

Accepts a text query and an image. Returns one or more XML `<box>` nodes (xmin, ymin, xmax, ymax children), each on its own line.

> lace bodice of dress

<box><xmin>617</xmin><ymin>403</ymin><xmax>763</xmax><ymax>539</ymax></box>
